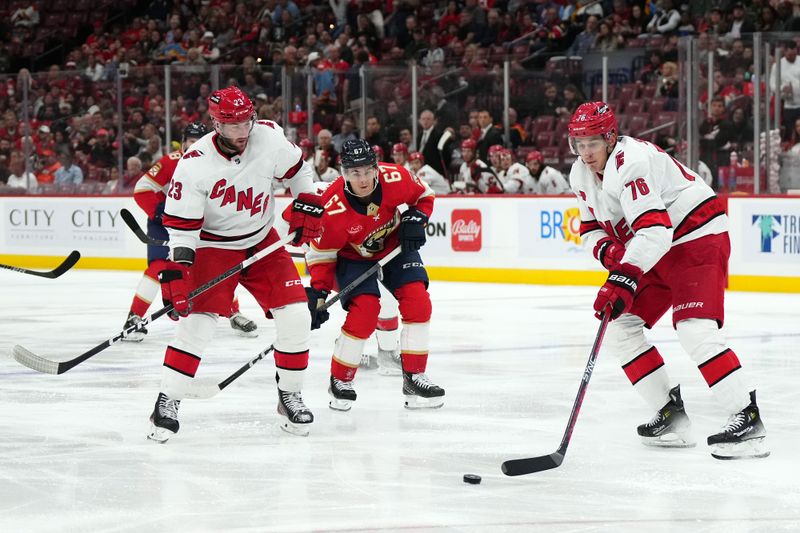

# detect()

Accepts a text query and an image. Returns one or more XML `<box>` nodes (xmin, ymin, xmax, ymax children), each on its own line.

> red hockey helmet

<box><xmin>488</xmin><ymin>144</ymin><xmax>504</xmax><ymax>156</ymax></box>
<box><xmin>391</xmin><ymin>142</ymin><xmax>408</xmax><ymax>154</ymax></box>
<box><xmin>300</xmin><ymin>138</ymin><xmax>315</xmax><ymax>149</ymax></box>
<box><xmin>408</xmin><ymin>151</ymin><xmax>424</xmax><ymax>163</ymax></box>
<box><xmin>371</xmin><ymin>144</ymin><xmax>385</xmax><ymax>161</ymax></box>
<box><xmin>526</xmin><ymin>150</ymin><xmax>544</xmax><ymax>164</ymax></box>
<box><xmin>461</xmin><ymin>138</ymin><xmax>477</xmax><ymax>151</ymax></box>
<box><xmin>208</xmin><ymin>86</ymin><xmax>255</xmax><ymax>124</ymax></box>
<box><xmin>568</xmin><ymin>101</ymin><xmax>617</xmax><ymax>140</ymax></box>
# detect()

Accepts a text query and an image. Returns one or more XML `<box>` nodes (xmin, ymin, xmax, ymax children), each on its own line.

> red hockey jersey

<box><xmin>133</xmin><ymin>149</ymin><xmax>182</xmax><ymax>218</ymax></box>
<box><xmin>306</xmin><ymin>162</ymin><xmax>434</xmax><ymax>291</ymax></box>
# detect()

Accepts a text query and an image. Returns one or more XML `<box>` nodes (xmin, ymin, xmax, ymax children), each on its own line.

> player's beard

<box><xmin>217</xmin><ymin>133</ymin><xmax>248</xmax><ymax>154</ymax></box>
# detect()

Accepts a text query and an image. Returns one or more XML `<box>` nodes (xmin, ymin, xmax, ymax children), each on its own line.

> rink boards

<box><xmin>0</xmin><ymin>194</ymin><xmax>798</xmax><ymax>292</ymax></box>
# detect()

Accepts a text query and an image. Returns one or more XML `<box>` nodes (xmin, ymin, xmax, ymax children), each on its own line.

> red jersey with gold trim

<box><xmin>569</xmin><ymin>136</ymin><xmax>727</xmax><ymax>273</ymax></box>
<box><xmin>306</xmin><ymin>162</ymin><xmax>434</xmax><ymax>291</ymax></box>
<box><xmin>133</xmin><ymin>149</ymin><xmax>182</xmax><ymax>218</ymax></box>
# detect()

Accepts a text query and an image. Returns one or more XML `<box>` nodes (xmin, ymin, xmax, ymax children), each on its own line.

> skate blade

<box><xmin>404</xmin><ymin>394</ymin><xmax>445</xmax><ymax>410</ymax></box>
<box><xmin>278</xmin><ymin>414</ymin><xmax>311</xmax><ymax>437</ymax></box>
<box><xmin>640</xmin><ymin>432</ymin><xmax>696</xmax><ymax>448</ymax></box>
<box><xmin>147</xmin><ymin>425</ymin><xmax>175</xmax><ymax>443</ymax></box>
<box><xmin>328</xmin><ymin>396</ymin><xmax>354</xmax><ymax>411</ymax></box>
<box><xmin>710</xmin><ymin>437</ymin><xmax>770</xmax><ymax>460</ymax></box>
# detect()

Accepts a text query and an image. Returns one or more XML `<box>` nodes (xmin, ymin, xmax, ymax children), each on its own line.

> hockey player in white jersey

<box><xmin>568</xmin><ymin>101</ymin><xmax>767</xmax><ymax>459</ymax></box>
<box><xmin>149</xmin><ymin>86</ymin><xmax>325</xmax><ymax>441</ymax></box>
<box><xmin>408</xmin><ymin>151</ymin><xmax>451</xmax><ymax>195</ymax></box>
<box><xmin>498</xmin><ymin>148</ymin><xmax>534</xmax><ymax>194</ymax></box>
<box><xmin>526</xmin><ymin>150</ymin><xmax>570</xmax><ymax>194</ymax></box>
<box><xmin>314</xmin><ymin>150</ymin><xmax>339</xmax><ymax>183</ymax></box>
<box><xmin>453</xmin><ymin>138</ymin><xmax>499</xmax><ymax>193</ymax></box>
<box><xmin>391</xmin><ymin>142</ymin><xmax>412</xmax><ymax>172</ymax></box>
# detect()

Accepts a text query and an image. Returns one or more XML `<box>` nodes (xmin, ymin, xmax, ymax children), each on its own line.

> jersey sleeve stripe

<box><xmin>276</xmin><ymin>157</ymin><xmax>303</xmax><ymax>181</ymax></box>
<box><xmin>163</xmin><ymin>213</ymin><xmax>204</xmax><ymax>231</ymax></box>
<box><xmin>672</xmin><ymin>196</ymin><xmax>726</xmax><ymax>241</ymax></box>
<box><xmin>631</xmin><ymin>209</ymin><xmax>673</xmax><ymax>232</ymax></box>
<box><xmin>579</xmin><ymin>220</ymin><xmax>602</xmax><ymax>235</ymax></box>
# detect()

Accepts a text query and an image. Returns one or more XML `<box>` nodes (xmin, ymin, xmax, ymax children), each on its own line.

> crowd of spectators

<box><xmin>1</xmin><ymin>0</ymin><xmax>800</xmax><ymax>195</ymax></box>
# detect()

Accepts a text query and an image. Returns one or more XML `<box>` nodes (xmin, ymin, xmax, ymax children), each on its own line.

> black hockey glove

<box><xmin>398</xmin><ymin>208</ymin><xmax>428</xmax><ymax>252</ymax></box>
<box><xmin>305</xmin><ymin>286</ymin><xmax>330</xmax><ymax>330</ymax></box>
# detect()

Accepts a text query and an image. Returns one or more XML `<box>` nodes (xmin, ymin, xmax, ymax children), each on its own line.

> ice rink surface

<box><xmin>1</xmin><ymin>268</ymin><xmax>798</xmax><ymax>533</ymax></box>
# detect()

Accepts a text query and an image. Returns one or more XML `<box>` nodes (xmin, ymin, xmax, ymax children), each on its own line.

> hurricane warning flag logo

<box><xmin>752</xmin><ymin>215</ymin><xmax>781</xmax><ymax>253</ymax></box>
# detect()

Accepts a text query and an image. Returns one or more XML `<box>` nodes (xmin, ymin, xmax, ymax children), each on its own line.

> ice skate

<box><xmin>121</xmin><ymin>312</ymin><xmax>147</xmax><ymax>343</ymax></box>
<box><xmin>147</xmin><ymin>392</ymin><xmax>180</xmax><ymax>443</ymax></box>
<box><xmin>229</xmin><ymin>311</ymin><xmax>258</xmax><ymax>337</ymax></box>
<box><xmin>328</xmin><ymin>376</ymin><xmax>357</xmax><ymax>411</ymax></box>
<box><xmin>277</xmin><ymin>389</ymin><xmax>313</xmax><ymax>436</ymax></box>
<box><xmin>708</xmin><ymin>390</ymin><xmax>769</xmax><ymax>460</ymax></box>
<box><xmin>403</xmin><ymin>371</ymin><xmax>445</xmax><ymax>409</ymax></box>
<box><xmin>637</xmin><ymin>385</ymin><xmax>695</xmax><ymax>448</ymax></box>
<box><xmin>359</xmin><ymin>353</ymin><xmax>379</xmax><ymax>370</ymax></box>
<box><xmin>377</xmin><ymin>347</ymin><xmax>402</xmax><ymax>376</ymax></box>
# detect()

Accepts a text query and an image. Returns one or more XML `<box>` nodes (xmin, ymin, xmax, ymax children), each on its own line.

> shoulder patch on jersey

<box><xmin>257</xmin><ymin>120</ymin><xmax>275</xmax><ymax>128</ymax></box>
<box><xmin>615</xmin><ymin>151</ymin><xmax>624</xmax><ymax>170</ymax></box>
<box><xmin>147</xmin><ymin>162</ymin><xmax>163</xmax><ymax>177</ymax></box>
<box><xmin>182</xmin><ymin>149</ymin><xmax>203</xmax><ymax>159</ymax></box>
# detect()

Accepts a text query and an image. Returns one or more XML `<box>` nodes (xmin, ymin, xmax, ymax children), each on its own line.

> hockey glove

<box><xmin>158</xmin><ymin>262</ymin><xmax>192</xmax><ymax>320</ymax></box>
<box><xmin>594</xmin><ymin>238</ymin><xmax>626</xmax><ymax>271</ymax></box>
<box><xmin>289</xmin><ymin>192</ymin><xmax>325</xmax><ymax>246</ymax></box>
<box><xmin>305</xmin><ymin>286</ymin><xmax>330</xmax><ymax>330</ymax></box>
<box><xmin>593</xmin><ymin>262</ymin><xmax>642</xmax><ymax>320</ymax></box>
<box><xmin>398</xmin><ymin>208</ymin><xmax>428</xmax><ymax>252</ymax></box>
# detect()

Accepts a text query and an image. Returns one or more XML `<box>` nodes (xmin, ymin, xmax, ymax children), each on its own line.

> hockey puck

<box><xmin>463</xmin><ymin>474</ymin><xmax>482</xmax><ymax>485</ymax></box>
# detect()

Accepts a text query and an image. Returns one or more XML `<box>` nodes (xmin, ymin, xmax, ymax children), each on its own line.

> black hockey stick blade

<box><xmin>502</xmin><ymin>452</ymin><xmax>564</xmax><ymax>476</ymax></box>
<box><xmin>0</xmin><ymin>250</ymin><xmax>81</xmax><ymax>279</ymax></box>
<box><xmin>120</xmin><ymin>208</ymin><xmax>167</xmax><ymax>246</ymax></box>
<box><xmin>501</xmin><ymin>313</ymin><xmax>611</xmax><ymax>476</ymax></box>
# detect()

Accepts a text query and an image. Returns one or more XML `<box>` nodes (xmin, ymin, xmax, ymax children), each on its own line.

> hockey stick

<box><xmin>184</xmin><ymin>345</ymin><xmax>275</xmax><ymax>399</ymax></box>
<box><xmin>501</xmin><ymin>311</ymin><xmax>611</xmax><ymax>476</ymax></box>
<box><xmin>12</xmin><ymin>231</ymin><xmax>298</xmax><ymax>375</ymax></box>
<box><xmin>121</xmin><ymin>208</ymin><xmax>305</xmax><ymax>258</ymax></box>
<box><xmin>317</xmin><ymin>246</ymin><xmax>402</xmax><ymax>312</ymax></box>
<box><xmin>0</xmin><ymin>250</ymin><xmax>81</xmax><ymax>279</ymax></box>
<box><xmin>120</xmin><ymin>208</ymin><xmax>165</xmax><ymax>245</ymax></box>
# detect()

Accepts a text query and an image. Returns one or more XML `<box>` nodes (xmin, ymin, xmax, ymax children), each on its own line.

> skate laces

<box><xmin>720</xmin><ymin>411</ymin><xmax>747</xmax><ymax>433</ymax></box>
<box><xmin>333</xmin><ymin>378</ymin><xmax>354</xmax><ymax>392</ymax></box>
<box><xmin>158</xmin><ymin>396</ymin><xmax>180</xmax><ymax>419</ymax></box>
<box><xmin>644</xmin><ymin>410</ymin><xmax>664</xmax><ymax>428</ymax></box>
<box><xmin>281</xmin><ymin>390</ymin><xmax>306</xmax><ymax>410</ymax></box>
<box><xmin>412</xmin><ymin>373</ymin><xmax>435</xmax><ymax>389</ymax></box>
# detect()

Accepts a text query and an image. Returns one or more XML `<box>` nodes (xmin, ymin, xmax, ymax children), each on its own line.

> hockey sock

<box><xmin>621</xmin><ymin>346</ymin><xmax>673</xmax><ymax>411</ymax></box>
<box><xmin>275</xmin><ymin>349</ymin><xmax>310</xmax><ymax>392</ymax></box>
<box><xmin>130</xmin><ymin>261</ymin><xmax>164</xmax><ymax>317</ymax></box>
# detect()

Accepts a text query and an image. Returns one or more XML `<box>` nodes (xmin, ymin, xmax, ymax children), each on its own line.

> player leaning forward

<box><xmin>305</xmin><ymin>139</ymin><xmax>445</xmax><ymax>410</ymax></box>
<box><xmin>568</xmin><ymin>102</ymin><xmax>767</xmax><ymax>459</ymax></box>
<box><xmin>149</xmin><ymin>86</ymin><xmax>325</xmax><ymax>441</ymax></box>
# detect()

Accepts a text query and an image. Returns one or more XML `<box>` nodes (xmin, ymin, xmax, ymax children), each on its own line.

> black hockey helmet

<box><xmin>182</xmin><ymin>121</ymin><xmax>209</xmax><ymax>142</ymax></box>
<box><xmin>340</xmin><ymin>138</ymin><xmax>377</xmax><ymax>169</ymax></box>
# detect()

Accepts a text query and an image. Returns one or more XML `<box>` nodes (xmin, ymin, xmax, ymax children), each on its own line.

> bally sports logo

<box><xmin>451</xmin><ymin>209</ymin><xmax>481</xmax><ymax>251</ymax></box>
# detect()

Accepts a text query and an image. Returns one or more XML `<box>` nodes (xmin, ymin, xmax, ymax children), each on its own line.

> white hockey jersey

<box><xmin>500</xmin><ymin>162</ymin><xmax>533</xmax><ymax>194</ymax></box>
<box><xmin>314</xmin><ymin>166</ymin><xmax>339</xmax><ymax>183</ymax></box>
<box><xmin>163</xmin><ymin>120</ymin><xmax>315</xmax><ymax>252</ymax></box>
<box><xmin>532</xmin><ymin>165</ymin><xmax>570</xmax><ymax>195</ymax></box>
<box><xmin>569</xmin><ymin>136</ymin><xmax>727</xmax><ymax>273</ymax></box>
<box><xmin>416</xmin><ymin>163</ymin><xmax>450</xmax><ymax>195</ymax></box>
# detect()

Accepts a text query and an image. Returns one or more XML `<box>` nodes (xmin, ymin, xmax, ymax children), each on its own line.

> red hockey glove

<box><xmin>158</xmin><ymin>262</ymin><xmax>192</xmax><ymax>320</ymax></box>
<box><xmin>289</xmin><ymin>192</ymin><xmax>324</xmax><ymax>245</ymax></box>
<box><xmin>594</xmin><ymin>238</ymin><xmax>626</xmax><ymax>270</ymax></box>
<box><xmin>593</xmin><ymin>262</ymin><xmax>642</xmax><ymax>320</ymax></box>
